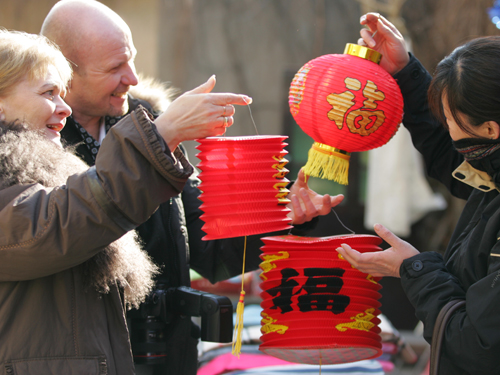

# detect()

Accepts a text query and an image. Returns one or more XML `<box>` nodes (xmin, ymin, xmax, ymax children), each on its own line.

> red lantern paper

<box><xmin>258</xmin><ymin>234</ymin><xmax>384</xmax><ymax>365</ymax></box>
<box><xmin>289</xmin><ymin>43</ymin><xmax>404</xmax><ymax>185</ymax></box>
<box><xmin>196</xmin><ymin>136</ymin><xmax>293</xmax><ymax>240</ymax></box>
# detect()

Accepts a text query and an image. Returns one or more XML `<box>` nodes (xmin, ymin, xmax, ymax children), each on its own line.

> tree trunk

<box><xmin>401</xmin><ymin>0</ymin><xmax>500</xmax><ymax>73</ymax></box>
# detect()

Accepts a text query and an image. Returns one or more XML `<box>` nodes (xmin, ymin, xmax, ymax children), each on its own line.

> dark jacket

<box><xmin>61</xmin><ymin>89</ymin><xmax>311</xmax><ymax>374</ymax></box>
<box><xmin>394</xmin><ymin>55</ymin><xmax>500</xmax><ymax>375</ymax></box>
<box><xmin>0</xmin><ymin>108</ymin><xmax>192</xmax><ymax>375</ymax></box>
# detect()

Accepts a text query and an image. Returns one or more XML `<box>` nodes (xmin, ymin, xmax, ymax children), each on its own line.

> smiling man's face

<box><xmin>64</xmin><ymin>22</ymin><xmax>138</xmax><ymax>125</ymax></box>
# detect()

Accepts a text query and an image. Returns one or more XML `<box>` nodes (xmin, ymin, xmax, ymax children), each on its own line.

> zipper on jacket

<box><xmin>99</xmin><ymin>358</ymin><xmax>107</xmax><ymax>374</ymax></box>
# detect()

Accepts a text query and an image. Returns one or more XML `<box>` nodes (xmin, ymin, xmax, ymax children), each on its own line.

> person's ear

<box><xmin>0</xmin><ymin>107</ymin><xmax>5</xmax><ymax>122</ymax></box>
<box><xmin>484</xmin><ymin>121</ymin><xmax>500</xmax><ymax>140</ymax></box>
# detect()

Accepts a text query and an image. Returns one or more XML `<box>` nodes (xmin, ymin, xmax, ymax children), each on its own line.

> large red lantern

<box><xmin>196</xmin><ymin>136</ymin><xmax>293</xmax><ymax>240</ymax></box>
<box><xmin>289</xmin><ymin>43</ymin><xmax>404</xmax><ymax>185</ymax></box>
<box><xmin>258</xmin><ymin>234</ymin><xmax>384</xmax><ymax>365</ymax></box>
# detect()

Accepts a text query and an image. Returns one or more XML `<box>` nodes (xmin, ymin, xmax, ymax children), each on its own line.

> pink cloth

<box><xmin>378</xmin><ymin>360</ymin><xmax>395</xmax><ymax>373</ymax></box>
<box><xmin>197</xmin><ymin>353</ymin><xmax>294</xmax><ymax>375</ymax></box>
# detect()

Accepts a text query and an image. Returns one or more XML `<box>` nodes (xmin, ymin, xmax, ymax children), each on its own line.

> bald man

<box><xmin>42</xmin><ymin>1</ymin><xmax>343</xmax><ymax>374</ymax></box>
<box><xmin>41</xmin><ymin>0</ymin><xmax>243</xmax><ymax>163</ymax></box>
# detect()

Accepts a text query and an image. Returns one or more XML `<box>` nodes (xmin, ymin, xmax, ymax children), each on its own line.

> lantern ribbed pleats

<box><xmin>196</xmin><ymin>136</ymin><xmax>293</xmax><ymax>240</ymax></box>
<box><xmin>289</xmin><ymin>48</ymin><xmax>404</xmax><ymax>185</ymax></box>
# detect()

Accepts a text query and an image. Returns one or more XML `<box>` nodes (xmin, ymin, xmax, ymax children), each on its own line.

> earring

<box><xmin>0</xmin><ymin>112</ymin><xmax>5</xmax><ymax>122</ymax></box>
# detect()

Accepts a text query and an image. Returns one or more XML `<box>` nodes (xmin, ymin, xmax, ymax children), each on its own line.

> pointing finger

<box><xmin>207</xmin><ymin>93</ymin><xmax>252</xmax><ymax>106</ymax></box>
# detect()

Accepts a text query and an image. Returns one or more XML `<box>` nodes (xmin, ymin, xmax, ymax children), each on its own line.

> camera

<box><xmin>128</xmin><ymin>286</ymin><xmax>233</xmax><ymax>365</ymax></box>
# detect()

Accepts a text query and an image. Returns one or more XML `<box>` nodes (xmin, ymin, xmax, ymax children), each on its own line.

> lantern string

<box><xmin>232</xmin><ymin>235</ymin><xmax>248</xmax><ymax>357</ymax></box>
<box><xmin>331</xmin><ymin>208</ymin><xmax>355</xmax><ymax>234</ymax></box>
<box><xmin>246</xmin><ymin>103</ymin><xmax>260</xmax><ymax>135</ymax></box>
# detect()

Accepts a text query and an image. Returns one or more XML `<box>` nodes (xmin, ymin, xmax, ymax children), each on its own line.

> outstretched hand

<box><xmin>359</xmin><ymin>13</ymin><xmax>409</xmax><ymax>76</ymax></box>
<box><xmin>154</xmin><ymin>75</ymin><xmax>252</xmax><ymax>150</ymax></box>
<box><xmin>336</xmin><ymin>223</ymin><xmax>420</xmax><ymax>278</ymax></box>
<box><xmin>286</xmin><ymin>168</ymin><xmax>344</xmax><ymax>225</ymax></box>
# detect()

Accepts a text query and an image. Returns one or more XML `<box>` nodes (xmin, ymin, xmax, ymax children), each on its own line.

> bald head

<box><xmin>41</xmin><ymin>0</ymin><xmax>132</xmax><ymax>72</ymax></box>
<box><xmin>41</xmin><ymin>0</ymin><xmax>139</xmax><ymax>130</ymax></box>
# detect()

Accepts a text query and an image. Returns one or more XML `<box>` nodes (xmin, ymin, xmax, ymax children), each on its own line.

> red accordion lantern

<box><xmin>289</xmin><ymin>43</ymin><xmax>404</xmax><ymax>185</ymax></box>
<box><xmin>196</xmin><ymin>136</ymin><xmax>293</xmax><ymax>240</ymax></box>
<box><xmin>258</xmin><ymin>234</ymin><xmax>384</xmax><ymax>365</ymax></box>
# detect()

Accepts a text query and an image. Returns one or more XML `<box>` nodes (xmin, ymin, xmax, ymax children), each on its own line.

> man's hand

<box><xmin>154</xmin><ymin>75</ymin><xmax>252</xmax><ymax>150</ymax></box>
<box><xmin>286</xmin><ymin>168</ymin><xmax>344</xmax><ymax>225</ymax></box>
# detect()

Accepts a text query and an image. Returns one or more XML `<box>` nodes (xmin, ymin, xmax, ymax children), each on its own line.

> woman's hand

<box><xmin>286</xmin><ymin>168</ymin><xmax>344</xmax><ymax>225</ymax></box>
<box><xmin>154</xmin><ymin>76</ymin><xmax>252</xmax><ymax>151</ymax></box>
<box><xmin>359</xmin><ymin>13</ymin><xmax>410</xmax><ymax>76</ymax></box>
<box><xmin>336</xmin><ymin>223</ymin><xmax>420</xmax><ymax>277</ymax></box>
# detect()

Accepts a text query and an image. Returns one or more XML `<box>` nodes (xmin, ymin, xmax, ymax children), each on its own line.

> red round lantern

<box><xmin>196</xmin><ymin>136</ymin><xmax>293</xmax><ymax>240</ymax></box>
<box><xmin>289</xmin><ymin>43</ymin><xmax>404</xmax><ymax>185</ymax></box>
<box><xmin>258</xmin><ymin>234</ymin><xmax>384</xmax><ymax>365</ymax></box>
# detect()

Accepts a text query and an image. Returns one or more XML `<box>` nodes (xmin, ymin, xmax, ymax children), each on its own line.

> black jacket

<box><xmin>394</xmin><ymin>55</ymin><xmax>500</xmax><ymax>375</ymax></box>
<box><xmin>61</xmin><ymin>95</ymin><xmax>314</xmax><ymax>374</ymax></box>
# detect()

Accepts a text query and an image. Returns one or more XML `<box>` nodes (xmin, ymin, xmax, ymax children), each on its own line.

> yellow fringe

<box><xmin>303</xmin><ymin>143</ymin><xmax>351</xmax><ymax>185</ymax></box>
<box><xmin>231</xmin><ymin>290</ymin><xmax>245</xmax><ymax>357</ymax></box>
<box><xmin>232</xmin><ymin>236</ymin><xmax>247</xmax><ymax>357</ymax></box>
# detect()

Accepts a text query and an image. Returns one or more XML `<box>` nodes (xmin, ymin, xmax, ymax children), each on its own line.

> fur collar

<box><xmin>129</xmin><ymin>74</ymin><xmax>179</xmax><ymax>113</ymax></box>
<box><xmin>0</xmin><ymin>121</ymin><xmax>158</xmax><ymax>308</ymax></box>
<box><xmin>0</xmin><ymin>121</ymin><xmax>87</xmax><ymax>189</ymax></box>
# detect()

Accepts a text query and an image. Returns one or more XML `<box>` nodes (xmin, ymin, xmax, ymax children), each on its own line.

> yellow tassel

<box><xmin>303</xmin><ymin>142</ymin><xmax>351</xmax><ymax>185</ymax></box>
<box><xmin>232</xmin><ymin>236</ymin><xmax>248</xmax><ymax>357</ymax></box>
<box><xmin>232</xmin><ymin>290</ymin><xmax>245</xmax><ymax>357</ymax></box>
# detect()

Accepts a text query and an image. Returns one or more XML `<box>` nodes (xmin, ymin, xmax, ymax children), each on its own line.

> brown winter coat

<box><xmin>0</xmin><ymin>107</ymin><xmax>193</xmax><ymax>374</ymax></box>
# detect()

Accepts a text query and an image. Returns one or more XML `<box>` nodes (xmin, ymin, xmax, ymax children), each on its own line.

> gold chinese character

<box><xmin>327</xmin><ymin>78</ymin><xmax>386</xmax><ymax>135</ymax></box>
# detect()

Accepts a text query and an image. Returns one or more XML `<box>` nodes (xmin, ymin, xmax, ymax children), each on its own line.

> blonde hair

<box><xmin>0</xmin><ymin>29</ymin><xmax>72</xmax><ymax>96</ymax></box>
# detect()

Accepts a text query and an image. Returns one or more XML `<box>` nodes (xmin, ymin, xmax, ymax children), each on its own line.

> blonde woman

<box><xmin>0</xmin><ymin>29</ymin><xmax>248</xmax><ymax>375</ymax></box>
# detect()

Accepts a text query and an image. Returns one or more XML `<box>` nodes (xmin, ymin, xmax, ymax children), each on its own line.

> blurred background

<box><xmin>2</xmin><ymin>0</ymin><xmax>500</xmax><ymax>372</ymax></box>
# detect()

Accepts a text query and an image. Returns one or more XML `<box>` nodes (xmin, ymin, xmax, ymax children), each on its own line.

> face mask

<box><xmin>453</xmin><ymin>137</ymin><xmax>500</xmax><ymax>185</ymax></box>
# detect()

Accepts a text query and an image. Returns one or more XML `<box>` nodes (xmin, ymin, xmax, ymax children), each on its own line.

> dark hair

<box><xmin>428</xmin><ymin>36</ymin><xmax>500</xmax><ymax>137</ymax></box>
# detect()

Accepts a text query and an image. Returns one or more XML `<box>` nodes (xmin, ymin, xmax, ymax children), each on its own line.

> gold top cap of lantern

<box><xmin>344</xmin><ymin>43</ymin><xmax>382</xmax><ymax>65</ymax></box>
